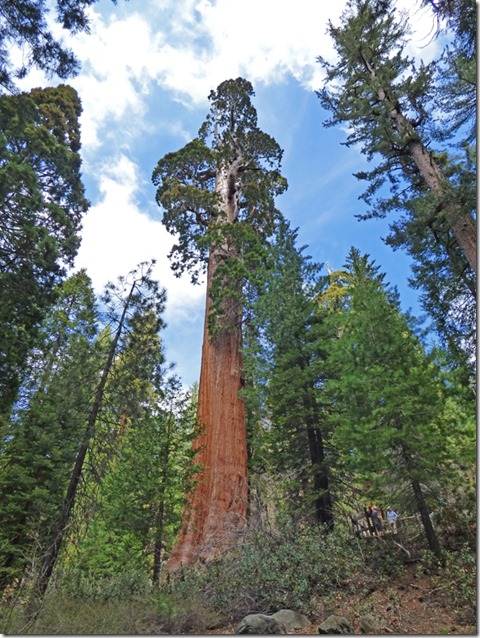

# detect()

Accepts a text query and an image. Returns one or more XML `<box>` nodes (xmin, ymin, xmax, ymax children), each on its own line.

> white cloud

<box><xmin>64</xmin><ymin>0</ymin><xmax>440</xmax><ymax>152</ymax></box>
<box><xmin>74</xmin><ymin>154</ymin><xmax>205</xmax><ymax>323</ymax></box>
<box><xmin>67</xmin><ymin>9</ymin><xmax>170</xmax><ymax>149</ymax></box>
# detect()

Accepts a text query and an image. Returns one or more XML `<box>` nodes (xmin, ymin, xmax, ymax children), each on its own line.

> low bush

<box><xmin>162</xmin><ymin>521</ymin><xmax>364</xmax><ymax>623</ymax></box>
<box><xmin>421</xmin><ymin>545</ymin><xmax>476</xmax><ymax>624</ymax></box>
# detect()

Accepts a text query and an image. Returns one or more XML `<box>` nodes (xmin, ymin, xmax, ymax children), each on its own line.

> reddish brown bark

<box><xmin>166</xmin><ymin>251</ymin><xmax>248</xmax><ymax>571</ymax></box>
<box><xmin>167</xmin><ymin>152</ymin><xmax>249</xmax><ymax>571</ymax></box>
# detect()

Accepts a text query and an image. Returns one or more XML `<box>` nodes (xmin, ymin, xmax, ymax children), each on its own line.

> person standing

<box><xmin>386</xmin><ymin>507</ymin><xmax>398</xmax><ymax>533</ymax></box>
<box><xmin>371</xmin><ymin>506</ymin><xmax>383</xmax><ymax>535</ymax></box>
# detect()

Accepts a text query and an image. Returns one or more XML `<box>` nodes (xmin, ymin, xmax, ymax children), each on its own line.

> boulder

<box><xmin>360</xmin><ymin>613</ymin><xmax>378</xmax><ymax>634</ymax></box>
<box><xmin>318</xmin><ymin>614</ymin><xmax>352</xmax><ymax>634</ymax></box>
<box><xmin>235</xmin><ymin>613</ymin><xmax>288</xmax><ymax>634</ymax></box>
<box><xmin>272</xmin><ymin>609</ymin><xmax>310</xmax><ymax>631</ymax></box>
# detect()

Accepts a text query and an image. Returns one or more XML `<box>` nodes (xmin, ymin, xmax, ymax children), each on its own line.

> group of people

<box><xmin>367</xmin><ymin>505</ymin><xmax>398</xmax><ymax>535</ymax></box>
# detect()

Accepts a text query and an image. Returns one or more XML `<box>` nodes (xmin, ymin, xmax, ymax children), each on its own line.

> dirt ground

<box><xmin>205</xmin><ymin>564</ymin><xmax>476</xmax><ymax>635</ymax></box>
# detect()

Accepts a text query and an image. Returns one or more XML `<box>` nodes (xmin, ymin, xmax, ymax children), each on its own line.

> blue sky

<box><xmin>19</xmin><ymin>0</ymin><xmax>442</xmax><ymax>386</ymax></box>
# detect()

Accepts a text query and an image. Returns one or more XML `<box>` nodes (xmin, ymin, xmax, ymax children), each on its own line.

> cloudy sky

<box><xmin>22</xmin><ymin>0</ymin><xmax>441</xmax><ymax>386</ymax></box>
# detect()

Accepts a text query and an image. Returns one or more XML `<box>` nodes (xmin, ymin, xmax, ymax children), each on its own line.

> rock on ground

<box><xmin>318</xmin><ymin>614</ymin><xmax>352</xmax><ymax>634</ymax></box>
<box><xmin>235</xmin><ymin>613</ymin><xmax>287</xmax><ymax>634</ymax></box>
<box><xmin>271</xmin><ymin>609</ymin><xmax>310</xmax><ymax>631</ymax></box>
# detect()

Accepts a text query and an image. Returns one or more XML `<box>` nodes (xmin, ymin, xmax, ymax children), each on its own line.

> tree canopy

<box><xmin>0</xmin><ymin>84</ymin><xmax>87</xmax><ymax>426</ymax></box>
<box><xmin>0</xmin><ymin>0</ymin><xmax>126</xmax><ymax>93</ymax></box>
<box><xmin>316</xmin><ymin>0</ymin><xmax>476</xmax><ymax>373</ymax></box>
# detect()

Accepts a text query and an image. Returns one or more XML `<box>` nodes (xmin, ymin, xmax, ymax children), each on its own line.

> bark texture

<box><xmin>166</xmin><ymin>158</ymin><xmax>249</xmax><ymax>571</ymax></box>
<box><xmin>166</xmin><ymin>252</ymin><xmax>248</xmax><ymax>570</ymax></box>
<box><xmin>361</xmin><ymin>52</ymin><xmax>477</xmax><ymax>273</ymax></box>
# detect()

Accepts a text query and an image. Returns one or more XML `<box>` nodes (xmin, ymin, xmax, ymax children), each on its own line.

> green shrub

<box><xmin>162</xmin><ymin>521</ymin><xmax>363</xmax><ymax>622</ymax></box>
<box><xmin>421</xmin><ymin>545</ymin><xmax>476</xmax><ymax>624</ymax></box>
<box><xmin>59</xmin><ymin>564</ymin><xmax>152</xmax><ymax>601</ymax></box>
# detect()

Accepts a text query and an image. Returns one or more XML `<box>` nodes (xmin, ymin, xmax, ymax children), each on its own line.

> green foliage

<box><xmin>0</xmin><ymin>0</ymin><xmax>127</xmax><ymax>92</ymax></box>
<box><xmin>152</xmin><ymin>77</ymin><xmax>287</xmax><ymax>335</ymax></box>
<box><xmin>422</xmin><ymin>0</ymin><xmax>476</xmax><ymax>143</ymax></box>
<box><xmin>325</xmin><ymin>248</ymin><xmax>458</xmax><ymax>555</ymax></box>
<box><xmin>386</xmin><ymin>148</ymin><xmax>476</xmax><ymax>371</ymax></box>
<box><xmin>421</xmin><ymin>546</ymin><xmax>476</xmax><ymax>623</ymax></box>
<box><xmin>242</xmin><ymin>221</ymin><xmax>334</xmax><ymax>525</ymax></box>
<box><xmin>60</xmin><ymin>520</ymin><xmax>152</xmax><ymax>601</ymax></box>
<box><xmin>317</xmin><ymin>0</ymin><xmax>430</xmax><ymax>175</ymax></box>
<box><xmin>316</xmin><ymin>0</ymin><xmax>476</xmax><ymax>366</ymax></box>
<box><xmin>163</xmin><ymin>523</ymin><xmax>362</xmax><ymax>620</ymax></box>
<box><xmin>66</xmin><ymin>364</ymin><xmax>198</xmax><ymax>587</ymax></box>
<box><xmin>0</xmin><ymin>85</ymin><xmax>88</xmax><ymax>423</ymax></box>
<box><xmin>0</xmin><ymin>271</ymin><xmax>98</xmax><ymax>591</ymax></box>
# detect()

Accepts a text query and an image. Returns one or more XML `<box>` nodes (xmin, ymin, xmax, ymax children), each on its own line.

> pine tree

<box><xmin>153</xmin><ymin>78</ymin><xmax>287</xmax><ymax>569</ymax></box>
<box><xmin>316</xmin><ymin>0</ymin><xmax>476</xmax><ymax>356</ymax></box>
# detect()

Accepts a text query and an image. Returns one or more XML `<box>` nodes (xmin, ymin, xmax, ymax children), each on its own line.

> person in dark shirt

<box><xmin>371</xmin><ymin>506</ymin><xmax>383</xmax><ymax>535</ymax></box>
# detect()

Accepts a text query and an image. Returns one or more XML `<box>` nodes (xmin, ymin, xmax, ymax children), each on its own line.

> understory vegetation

<box><xmin>1</xmin><ymin>515</ymin><xmax>475</xmax><ymax>634</ymax></box>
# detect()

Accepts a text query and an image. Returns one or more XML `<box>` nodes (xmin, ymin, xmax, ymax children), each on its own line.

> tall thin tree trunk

<box><xmin>361</xmin><ymin>53</ymin><xmax>477</xmax><ymax>273</ymax></box>
<box><xmin>152</xmin><ymin>498</ymin><xmax>166</xmax><ymax>585</ymax></box>
<box><xmin>303</xmin><ymin>389</ymin><xmax>333</xmax><ymax>529</ymax></box>
<box><xmin>166</xmin><ymin>250</ymin><xmax>248</xmax><ymax>570</ymax></box>
<box><xmin>152</xmin><ymin>423</ymin><xmax>172</xmax><ymax>585</ymax></box>
<box><xmin>307</xmin><ymin>427</ymin><xmax>334</xmax><ymax>529</ymax></box>
<box><xmin>410</xmin><ymin>476</ymin><xmax>442</xmax><ymax>558</ymax></box>
<box><xmin>401</xmin><ymin>444</ymin><xmax>442</xmax><ymax>558</ymax></box>
<box><xmin>26</xmin><ymin>282</ymin><xmax>137</xmax><ymax>616</ymax></box>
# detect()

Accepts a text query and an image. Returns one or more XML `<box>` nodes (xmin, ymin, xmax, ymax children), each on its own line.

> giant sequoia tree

<box><xmin>152</xmin><ymin>78</ymin><xmax>287</xmax><ymax>569</ymax></box>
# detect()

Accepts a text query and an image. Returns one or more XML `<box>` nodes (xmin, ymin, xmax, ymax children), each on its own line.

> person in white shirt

<box><xmin>386</xmin><ymin>507</ymin><xmax>398</xmax><ymax>533</ymax></box>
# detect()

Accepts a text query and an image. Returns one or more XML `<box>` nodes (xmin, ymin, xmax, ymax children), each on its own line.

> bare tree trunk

<box><xmin>411</xmin><ymin>476</ymin><xmax>442</xmax><ymax>558</ymax></box>
<box><xmin>401</xmin><ymin>444</ymin><xmax>442</xmax><ymax>558</ymax></box>
<box><xmin>303</xmin><ymin>388</ymin><xmax>333</xmax><ymax>529</ymax></box>
<box><xmin>152</xmin><ymin>498</ymin><xmax>166</xmax><ymax>585</ymax></box>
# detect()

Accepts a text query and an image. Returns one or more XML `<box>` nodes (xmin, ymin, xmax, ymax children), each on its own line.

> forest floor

<box><xmin>204</xmin><ymin>564</ymin><xmax>476</xmax><ymax>635</ymax></box>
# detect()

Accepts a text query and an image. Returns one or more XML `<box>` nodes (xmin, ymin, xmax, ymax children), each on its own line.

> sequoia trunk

<box><xmin>166</xmin><ymin>155</ymin><xmax>249</xmax><ymax>571</ymax></box>
<box><xmin>166</xmin><ymin>248</ymin><xmax>248</xmax><ymax>570</ymax></box>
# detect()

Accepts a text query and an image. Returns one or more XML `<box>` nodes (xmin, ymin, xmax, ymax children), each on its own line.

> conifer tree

<box><xmin>0</xmin><ymin>84</ymin><xmax>88</xmax><ymax>425</ymax></box>
<box><xmin>27</xmin><ymin>262</ymin><xmax>166</xmax><ymax>613</ymax></box>
<box><xmin>0</xmin><ymin>0</ymin><xmax>130</xmax><ymax>92</ymax></box>
<box><xmin>243</xmin><ymin>221</ymin><xmax>334</xmax><ymax>528</ymax></box>
<box><xmin>0</xmin><ymin>271</ymin><xmax>98</xmax><ymax>594</ymax></box>
<box><xmin>317</xmin><ymin>0</ymin><xmax>476</xmax><ymax>272</ymax></box>
<box><xmin>153</xmin><ymin>78</ymin><xmax>287</xmax><ymax>569</ymax></box>
<box><xmin>327</xmin><ymin>248</ymin><xmax>447</xmax><ymax>556</ymax></box>
<box><xmin>64</xmin><ymin>341</ymin><xmax>196</xmax><ymax>588</ymax></box>
<box><xmin>316</xmin><ymin>0</ymin><xmax>476</xmax><ymax>362</ymax></box>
